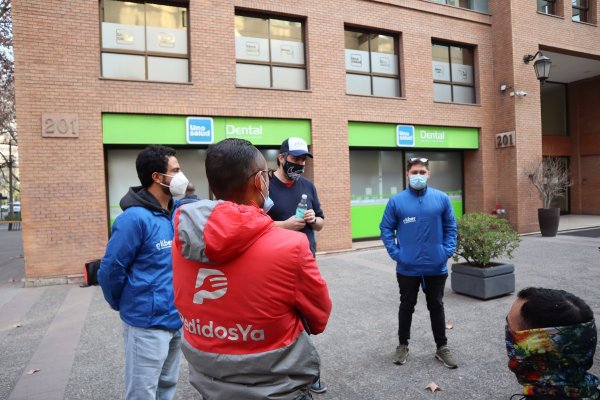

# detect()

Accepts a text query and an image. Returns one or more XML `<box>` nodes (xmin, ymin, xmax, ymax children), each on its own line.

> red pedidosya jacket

<box><xmin>172</xmin><ymin>200</ymin><xmax>332</xmax><ymax>355</ymax></box>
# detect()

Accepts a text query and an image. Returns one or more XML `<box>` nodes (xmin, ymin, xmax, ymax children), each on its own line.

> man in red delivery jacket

<box><xmin>172</xmin><ymin>138</ymin><xmax>332</xmax><ymax>400</ymax></box>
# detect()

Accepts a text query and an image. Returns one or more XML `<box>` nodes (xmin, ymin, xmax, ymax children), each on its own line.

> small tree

<box><xmin>526</xmin><ymin>157</ymin><xmax>572</xmax><ymax>209</ymax></box>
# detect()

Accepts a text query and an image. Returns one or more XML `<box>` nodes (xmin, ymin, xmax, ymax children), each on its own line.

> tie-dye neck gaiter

<box><xmin>506</xmin><ymin>319</ymin><xmax>600</xmax><ymax>399</ymax></box>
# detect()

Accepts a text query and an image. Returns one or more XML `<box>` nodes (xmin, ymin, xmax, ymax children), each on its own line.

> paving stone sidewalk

<box><xmin>1</xmin><ymin>228</ymin><xmax>599</xmax><ymax>399</ymax></box>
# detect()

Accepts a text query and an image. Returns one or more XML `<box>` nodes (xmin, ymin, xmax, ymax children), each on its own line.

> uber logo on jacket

<box><xmin>403</xmin><ymin>217</ymin><xmax>416</xmax><ymax>224</ymax></box>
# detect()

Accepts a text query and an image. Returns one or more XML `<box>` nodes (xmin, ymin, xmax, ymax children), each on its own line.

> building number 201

<box><xmin>42</xmin><ymin>114</ymin><xmax>79</xmax><ymax>138</ymax></box>
<box><xmin>495</xmin><ymin>131</ymin><xmax>515</xmax><ymax>148</ymax></box>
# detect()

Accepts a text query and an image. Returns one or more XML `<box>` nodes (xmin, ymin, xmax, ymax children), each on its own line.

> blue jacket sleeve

<box><xmin>442</xmin><ymin>196</ymin><xmax>457</xmax><ymax>258</ymax></box>
<box><xmin>380</xmin><ymin>199</ymin><xmax>400</xmax><ymax>263</ymax></box>
<box><xmin>98</xmin><ymin>212</ymin><xmax>143</xmax><ymax>311</ymax></box>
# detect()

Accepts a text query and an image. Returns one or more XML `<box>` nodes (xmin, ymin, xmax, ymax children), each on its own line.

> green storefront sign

<box><xmin>349</xmin><ymin>122</ymin><xmax>478</xmax><ymax>239</ymax></box>
<box><xmin>102</xmin><ymin>114</ymin><xmax>311</xmax><ymax>145</ymax></box>
<box><xmin>348</xmin><ymin>122</ymin><xmax>479</xmax><ymax>149</ymax></box>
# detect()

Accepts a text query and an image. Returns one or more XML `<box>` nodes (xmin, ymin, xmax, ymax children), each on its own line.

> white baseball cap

<box><xmin>280</xmin><ymin>137</ymin><xmax>313</xmax><ymax>158</ymax></box>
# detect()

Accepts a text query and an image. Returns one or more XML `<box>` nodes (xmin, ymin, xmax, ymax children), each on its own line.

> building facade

<box><xmin>13</xmin><ymin>0</ymin><xmax>600</xmax><ymax>283</ymax></box>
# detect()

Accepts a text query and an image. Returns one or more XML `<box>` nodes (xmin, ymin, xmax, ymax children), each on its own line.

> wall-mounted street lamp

<box><xmin>523</xmin><ymin>51</ymin><xmax>552</xmax><ymax>85</ymax></box>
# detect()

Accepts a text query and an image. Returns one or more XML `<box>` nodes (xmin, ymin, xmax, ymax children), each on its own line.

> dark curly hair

<box><xmin>136</xmin><ymin>145</ymin><xmax>177</xmax><ymax>188</ymax></box>
<box><xmin>518</xmin><ymin>287</ymin><xmax>594</xmax><ymax>329</ymax></box>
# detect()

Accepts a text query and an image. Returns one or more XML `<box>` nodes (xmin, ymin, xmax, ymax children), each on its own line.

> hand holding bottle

<box><xmin>283</xmin><ymin>215</ymin><xmax>306</xmax><ymax>231</ymax></box>
<box><xmin>303</xmin><ymin>209</ymin><xmax>317</xmax><ymax>225</ymax></box>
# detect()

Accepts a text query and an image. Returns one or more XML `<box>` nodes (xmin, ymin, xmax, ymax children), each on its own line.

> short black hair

<box><xmin>206</xmin><ymin>139</ymin><xmax>261</xmax><ymax>200</ymax></box>
<box><xmin>136</xmin><ymin>145</ymin><xmax>177</xmax><ymax>188</ymax></box>
<box><xmin>406</xmin><ymin>157</ymin><xmax>429</xmax><ymax>170</ymax></box>
<box><xmin>518</xmin><ymin>287</ymin><xmax>594</xmax><ymax>329</ymax></box>
<box><xmin>276</xmin><ymin>151</ymin><xmax>288</xmax><ymax>167</ymax></box>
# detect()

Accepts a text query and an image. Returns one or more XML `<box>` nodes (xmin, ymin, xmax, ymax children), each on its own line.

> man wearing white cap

<box><xmin>267</xmin><ymin>137</ymin><xmax>327</xmax><ymax>394</ymax></box>
<box><xmin>268</xmin><ymin>137</ymin><xmax>325</xmax><ymax>257</ymax></box>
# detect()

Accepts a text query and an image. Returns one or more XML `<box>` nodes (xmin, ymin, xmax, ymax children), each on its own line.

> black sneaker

<box><xmin>310</xmin><ymin>377</ymin><xmax>327</xmax><ymax>394</ymax></box>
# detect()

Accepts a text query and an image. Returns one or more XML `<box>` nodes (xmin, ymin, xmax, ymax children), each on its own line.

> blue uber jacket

<box><xmin>380</xmin><ymin>186</ymin><xmax>457</xmax><ymax>276</ymax></box>
<box><xmin>98</xmin><ymin>186</ymin><xmax>182</xmax><ymax>331</ymax></box>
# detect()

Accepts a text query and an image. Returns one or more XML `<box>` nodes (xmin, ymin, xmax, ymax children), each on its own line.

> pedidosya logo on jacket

<box><xmin>194</xmin><ymin>268</ymin><xmax>228</xmax><ymax>304</ymax></box>
<box><xmin>185</xmin><ymin>268</ymin><xmax>265</xmax><ymax>342</ymax></box>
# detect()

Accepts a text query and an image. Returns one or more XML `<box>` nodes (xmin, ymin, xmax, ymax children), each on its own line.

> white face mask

<box><xmin>160</xmin><ymin>171</ymin><xmax>189</xmax><ymax>200</ymax></box>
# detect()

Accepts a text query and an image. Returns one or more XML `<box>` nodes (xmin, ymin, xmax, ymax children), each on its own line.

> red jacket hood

<box><xmin>175</xmin><ymin>200</ymin><xmax>274</xmax><ymax>265</ymax></box>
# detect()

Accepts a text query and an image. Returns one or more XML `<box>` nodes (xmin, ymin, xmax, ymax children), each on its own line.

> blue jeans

<box><xmin>122</xmin><ymin>322</ymin><xmax>182</xmax><ymax>400</ymax></box>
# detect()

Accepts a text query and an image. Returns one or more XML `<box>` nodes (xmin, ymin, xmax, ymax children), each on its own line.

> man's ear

<box><xmin>252</xmin><ymin>172</ymin><xmax>262</xmax><ymax>192</ymax></box>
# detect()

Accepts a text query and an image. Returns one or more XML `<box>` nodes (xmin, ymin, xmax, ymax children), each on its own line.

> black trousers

<box><xmin>396</xmin><ymin>273</ymin><xmax>448</xmax><ymax>348</ymax></box>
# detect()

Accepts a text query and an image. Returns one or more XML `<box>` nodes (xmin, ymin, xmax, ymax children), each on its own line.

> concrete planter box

<box><xmin>451</xmin><ymin>262</ymin><xmax>515</xmax><ymax>300</ymax></box>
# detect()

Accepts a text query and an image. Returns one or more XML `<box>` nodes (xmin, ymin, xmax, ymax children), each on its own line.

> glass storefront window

<box><xmin>404</xmin><ymin>151</ymin><xmax>463</xmax><ymax>195</ymax></box>
<box><xmin>106</xmin><ymin>148</ymin><xmax>207</xmax><ymax>225</ymax></box>
<box><xmin>350</xmin><ymin>150</ymin><xmax>464</xmax><ymax>239</ymax></box>
<box><xmin>381</xmin><ymin>152</ymin><xmax>405</xmax><ymax>198</ymax></box>
<box><xmin>350</xmin><ymin>151</ymin><xmax>385</xmax><ymax>203</ymax></box>
<box><xmin>101</xmin><ymin>0</ymin><xmax>189</xmax><ymax>82</ymax></box>
<box><xmin>107</xmin><ymin>147</ymin><xmax>281</xmax><ymax>226</ymax></box>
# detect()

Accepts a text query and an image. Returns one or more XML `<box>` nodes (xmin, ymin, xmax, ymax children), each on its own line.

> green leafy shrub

<box><xmin>452</xmin><ymin>212</ymin><xmax>520</xmax><ymax>267</ymax></box>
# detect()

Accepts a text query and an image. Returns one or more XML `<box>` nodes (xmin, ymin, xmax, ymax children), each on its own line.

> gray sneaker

<box><xmin>435</xmin><ymin>345</ymin><xmax>458</xmax><ymax>369</ymax></box>
<box><xmin>393</xmin><ymin>345</ymin><xmax>409</xmax><ymax>365</ymax></box>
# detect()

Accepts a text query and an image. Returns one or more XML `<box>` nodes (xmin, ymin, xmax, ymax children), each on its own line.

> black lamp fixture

<box><xmin>523</xmin><ymin>51</ymin><xmax>552</xmax><ymax>85</ymax></box>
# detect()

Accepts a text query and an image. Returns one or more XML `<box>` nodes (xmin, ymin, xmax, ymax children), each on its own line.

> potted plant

<box><xmin>451</xmin><ymin>212</ymin><xmax>521</xmax><ymax>300</ymax></box>
<box><xmin>525</xmin><ymin>157</ymin><xmax>572</xmax><ymax>237</ymax></box>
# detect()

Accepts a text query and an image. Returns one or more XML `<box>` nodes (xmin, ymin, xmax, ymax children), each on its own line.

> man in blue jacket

<box><xmin>380</xmin><ymin>157</ymin><xmax>458</xmax><ymax>369</ymax></box>
<box><xmin>99</xmin><ymin>145</ymin><xmax>189</xmax><ymax>400</ymax></box>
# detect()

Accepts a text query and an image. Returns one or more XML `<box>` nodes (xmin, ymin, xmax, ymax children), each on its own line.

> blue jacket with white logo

<box><xmin>98</xmin><ymin>186</ymin><xmax>182</xmax><ymax>331</ymax></box>
<box><xmin>380</xmin><ymin>186</ymin><xmax>457</xmax><ymax>276</ymax></box>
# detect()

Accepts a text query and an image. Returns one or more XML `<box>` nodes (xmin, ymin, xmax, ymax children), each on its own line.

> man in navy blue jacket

<box><xmin>99</xmin><ymin>145</ymin><xmax>189</xmax><ymax>400</ymax></box>
<box><xmin>380</xmin><ymin>157</ymin><xmax>458</xmax><ymax>369</ymax></box>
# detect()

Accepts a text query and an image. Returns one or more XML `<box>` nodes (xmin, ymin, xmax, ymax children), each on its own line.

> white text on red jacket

<box><xmin>180</xmin><ymin>316</ymin><xmax>265</xmax><ymax>341</ymax></box>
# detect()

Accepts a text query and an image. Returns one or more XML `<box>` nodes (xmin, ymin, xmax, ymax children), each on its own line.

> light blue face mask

<box><xmin>258</xmin><ymin>175</ymin><xmax>274</xmax><ymax>213</ymax></box>
<box><xmin>409</xmin><ymin>174</ymin><xmax>428</xmax><ymax>190</ymax></box>
<box><xmin>262</xmin><ymin>195</ymin><xmax>274</xmax><ymax>213</ymax></box>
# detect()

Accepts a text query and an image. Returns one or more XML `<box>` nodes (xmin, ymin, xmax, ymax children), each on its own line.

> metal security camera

<box><xmin>515</xmin><ymin>90</ymin><xmax>527</xmax><ymax>97</ymax></box>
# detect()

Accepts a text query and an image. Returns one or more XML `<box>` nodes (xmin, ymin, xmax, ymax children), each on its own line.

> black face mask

<box><xmin>283</xmin><ymin>160</ymin><xmax>305</xmax><ymax>181</ymax></box>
